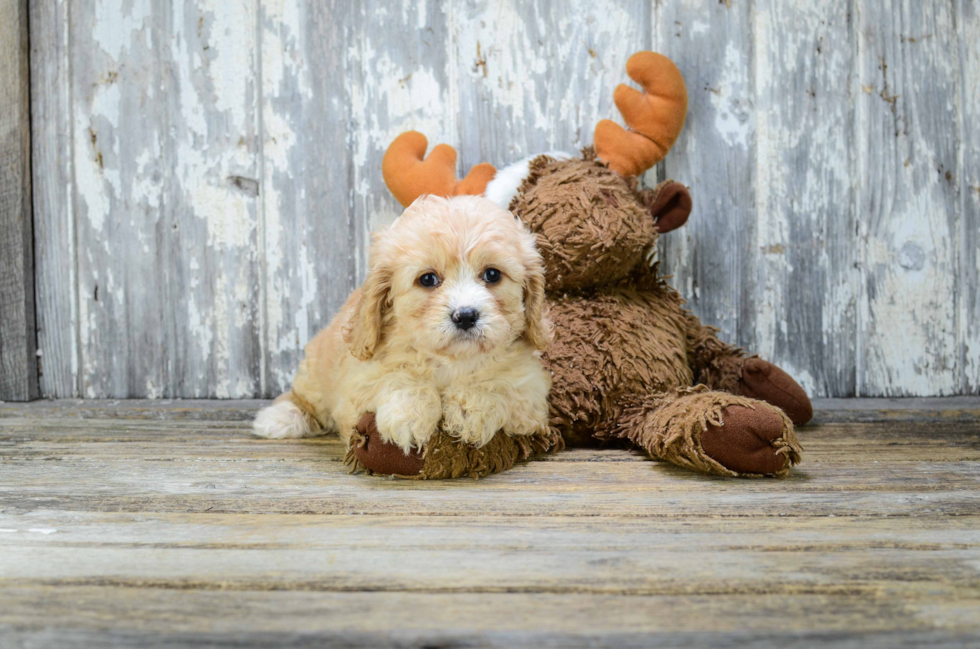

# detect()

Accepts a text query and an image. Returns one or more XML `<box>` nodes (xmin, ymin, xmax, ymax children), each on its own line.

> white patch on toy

<box><xmin>484</xmin><ymin>152</ymin><xmax>572</xmax><ymax>209</ymax></box>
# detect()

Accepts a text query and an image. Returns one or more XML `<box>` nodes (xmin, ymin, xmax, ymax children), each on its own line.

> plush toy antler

<box><xmin>594</xmin><ymin>51</ymin><xmax>688</xmax><ymax>178</ymax></box>
<box><xmin>382</xmin><ymin>131</ymin><xmax>497</xmax><ymax>207</ymax></box>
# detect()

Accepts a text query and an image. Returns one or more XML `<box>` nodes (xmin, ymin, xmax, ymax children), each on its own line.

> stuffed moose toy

<box><xmin>347</xmin><ymin>51</ymin><xmax>812</xmax><ymax>479</ymax></box>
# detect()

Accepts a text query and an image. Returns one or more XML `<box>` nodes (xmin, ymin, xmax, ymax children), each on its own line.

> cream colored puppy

<box><xmin>253</xmin><ymin>195</ymin><xmax>552</xmax><ymax>454</ymax></box>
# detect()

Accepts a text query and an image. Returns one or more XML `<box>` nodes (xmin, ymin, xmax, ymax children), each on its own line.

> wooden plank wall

<box><xmin>0</xmin><ymin>0</ymin><xmax>38</xmax><ymax>401</ymax></box>
<box><xmin>28</xmin><ymin>0</ymin><xmax>979</xmax><ymax>399</ymax></box>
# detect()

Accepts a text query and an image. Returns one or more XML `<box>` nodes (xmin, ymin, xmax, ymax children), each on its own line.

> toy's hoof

<box><xmin>351</xmin><ymin>413</ymin><xmax>425</xmax><ymax>476</ymax></box>
<box><xmin>701</xmin><ymin>405</ymin><xmax>789</xmax><ymax>475</ymax></box>
<box><xmin>739</xmin><ymin>358</ymin><xmax>813</xmax><ymax>426</ymax></box>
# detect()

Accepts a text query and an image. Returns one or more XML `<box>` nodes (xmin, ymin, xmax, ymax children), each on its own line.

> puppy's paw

<box><xmin>375</xmin><ymin>388</ymin><xmax>441</xmax><ymax>455</ymax></box>
<box><xmin>501</xmin><ymin>395</ymin><xmax>550</xmax><ymax>438</ymax></box>
<box><xmin>503</xmin><ymin>412</ymin><xmax>550</xmax><ymax>438</ymax></box>
<box><xmin>253</xmin><ymin>400</ymin><xmax>321</xmax><ymax>439</ymax></box>
<box><xmin>442</xmin><ymin>389</ymin><xmax>507</xmax><ymax>448</ymax></box>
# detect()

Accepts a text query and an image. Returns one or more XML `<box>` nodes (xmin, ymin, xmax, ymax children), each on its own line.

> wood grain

<box><xmin>452</xmin><ymin>1</ymin><xmax>650</xmax><ymax>164</ymax></box>
<box><xmin>34</xmin><ymin>1</ymin><xmax>266</xmax><ymax>399</ymax></box>
<box><xmin>3</xmin><ymin>512</ymin><xmax>980</xmax><ymax>594</ymax></box>
<box><xmin>3</xmin><ymin>588</ymin><xmax>977</xmax><ymax>648</ymax></box>
<box><xmin>1</xmin><ymin>399</ymin><xmax>979</xmax><ymax>646</ymax></box>
<box><xmin>260</xmin><ymin>0</ymin><xmax>357</xmax><ymax>397</ymax></box>
<box><xmin>958</xmin><ymin>0</ymin><xmax>980</xmax><ymax>394</ymax></box>
<box><xmin>67</xmin><ymin>2</ymin><xmax>167</xmax><ymax>398</ymax></box>
<box><xmin>1</xmin><ymin>410</ymin><xmax>979</xmax><ymax>521</ymax></box>
<box><xmin>0</xmin><ymin>0</ymin><xmax>37</xmax><ymax>401</ymax></box>
<box><xmin>657</xmin><ymin>0</ymin><xmax>757</xmax><ymax>361</ymax></box>
<box><xmin>29</xmin><ymin>0</ymin><xmax>76</xmax><ymax>398</ymax></box>
<box><xmin>26</xmin><ymin>1</ymin><xmax>980</xmax><ymax>398</ymax></box>
<box><xmin>164</xmin><ymin>1</ymin><xmax>264</xmax><ymax>400</ymax></box>
<box><xmin>857</xmin><ymin>1</ymin><xmax>961</xmax><ymax>396</ymax></box>
<box><xmin>752</xmin><ymin>0</ymin><xmax>858</xmax><ymax>396</ymax></box>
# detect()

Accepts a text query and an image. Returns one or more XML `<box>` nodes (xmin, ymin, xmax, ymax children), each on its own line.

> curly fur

<box><xmin>254</xmin><ymin>195</ymin><xmax>552</xmax><ymax>454</ymax></box>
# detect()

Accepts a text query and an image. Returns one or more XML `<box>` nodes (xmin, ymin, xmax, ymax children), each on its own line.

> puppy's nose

<box><xmin>452</xmin><ymin>307</ymin><xmax>480</xmax><ymax>331</ymax></box>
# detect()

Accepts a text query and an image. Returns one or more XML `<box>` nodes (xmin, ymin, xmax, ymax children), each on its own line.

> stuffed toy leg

<box><xmin>686</xmin><ymin>319</ymin><xmax>814</xmax><ymax>427</ymax></box>
<box><xmin>613</xmin><ymin>386</ymin><xmax>802</xmax><ymax>477</ymax></box>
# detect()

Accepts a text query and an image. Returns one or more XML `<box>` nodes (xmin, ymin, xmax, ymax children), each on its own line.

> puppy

<box><xmin>253</xmin><ymin>195</ymin><xmax>552</xmax><ymax>454</ymax></box>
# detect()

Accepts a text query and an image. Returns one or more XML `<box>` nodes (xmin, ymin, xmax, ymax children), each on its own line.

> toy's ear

<box><xmin>643</xmin><ymin>181</ymin><xmax>692</xmax><ymax>233</ymax></box>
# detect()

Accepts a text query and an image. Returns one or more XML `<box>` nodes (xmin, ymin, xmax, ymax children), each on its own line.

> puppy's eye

<box><xmin>482</xmin><ymin>268</ymin><xmax>502</xmax><ymax>284</ymax></box>
<box><xmin>418</xmin><ymin>272</ymin><xmax>441</xmax><ymax>288</ymax></box>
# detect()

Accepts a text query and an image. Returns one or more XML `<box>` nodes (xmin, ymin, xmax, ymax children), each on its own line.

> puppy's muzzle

<box><xmin>451</xmin><ymin>307</ymin><xmax>480</xmax><ymax>331</ymax></box>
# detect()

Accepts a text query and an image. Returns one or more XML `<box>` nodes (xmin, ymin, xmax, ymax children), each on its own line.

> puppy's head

<box><xmin>344</xmin><ymin>195</ymin><xmax>549</xmax><ymax>361</ymax></box>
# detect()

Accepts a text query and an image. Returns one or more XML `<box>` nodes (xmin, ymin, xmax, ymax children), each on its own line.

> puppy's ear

<box><xmin>521</xmin><ymin>233</ymin><xmax>551</xmax><ymax>351</ymax></box>
<box><xmin>343</xmin><ymin>256</ymin><xmax>392</xmax><ymax>361</ymax></box>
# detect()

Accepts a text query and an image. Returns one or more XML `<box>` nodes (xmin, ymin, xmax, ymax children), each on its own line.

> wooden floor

<box><xmin>1</xmin><ymin>399</ymin><xmax>979</xmax><ymax>648</ymax></box>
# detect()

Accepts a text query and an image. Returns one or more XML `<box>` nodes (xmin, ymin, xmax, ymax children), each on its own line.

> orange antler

<box><xmin>382</xmin><ymin>131</ymin><xmax>497</xmax><ymax>207</ymax></box>
<box><xmin>594</xmin><ymin>52</ymin><xmax>688</xmax><ymax>177</ymax></box>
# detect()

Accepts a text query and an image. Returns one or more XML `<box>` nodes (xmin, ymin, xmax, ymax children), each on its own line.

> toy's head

<box><xmin>503</xmin><ymin>150</ymin><xmax>690</xmax><ymax>291</ymax></box>
<box><xmin>381</xmin><ymin>51</ymin><xmax>692</xmax><ymax>292</ymax></box>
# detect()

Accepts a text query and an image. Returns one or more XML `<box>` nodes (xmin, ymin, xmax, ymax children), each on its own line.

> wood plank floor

<box><xmin>1</xmin><ymin>399</ymin><xmax>979</xmax><ymax>648</ymax></box>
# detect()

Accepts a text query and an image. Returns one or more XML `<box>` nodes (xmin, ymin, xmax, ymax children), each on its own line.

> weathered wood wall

<box><xmin>28</xmin><ymin>0</ymin><xmax>980</xmax><ymax>399</ymax></box>
<box><xmin>0</xmin><ymin>0</ymin><xmax>38</xmax><ymax>401</ymax></box>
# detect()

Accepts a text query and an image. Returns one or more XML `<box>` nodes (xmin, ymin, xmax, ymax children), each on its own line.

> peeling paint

<box><xmin>32</xmin><ymin>0</ymin><xmax>980</xmax><ymax>398</ymax></box>
<box><xmin>709</xmin><ymin>41</ymin><xmax>753</xmax><ymax>150</ymax></box>
<box><xmin>93</xmin><ymin>0</ymin><xmax>152</xmax><ymax>60</ymax></box>
<box><xmin>857</xmin><ymin>1</ymin><xmax>960</xmax><ymax>396</ymax></box>
<box><xmin>958</xmin><ymin>4</ymin><xmax>980</xmax><ymax>393</ymax></box>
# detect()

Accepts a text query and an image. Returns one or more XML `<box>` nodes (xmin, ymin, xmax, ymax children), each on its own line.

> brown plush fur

<box><xmin>346</xmin><ymin>420</ymin><xmax>563</xmax><ymax>479</ymax></box>
<box><xmin>511</xmin><ymin>151</ymin><xmax>803</xmax><ymax>475</ymax></box>
<box><xmin>513</xmin><ymin>151</ymin><xmax>655</xmax><ymax>291</ymax></box>
<box><xmin>615</xmin><ymin>386</ymin><xmax>800</xmax><ymax>477</ymax></box>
